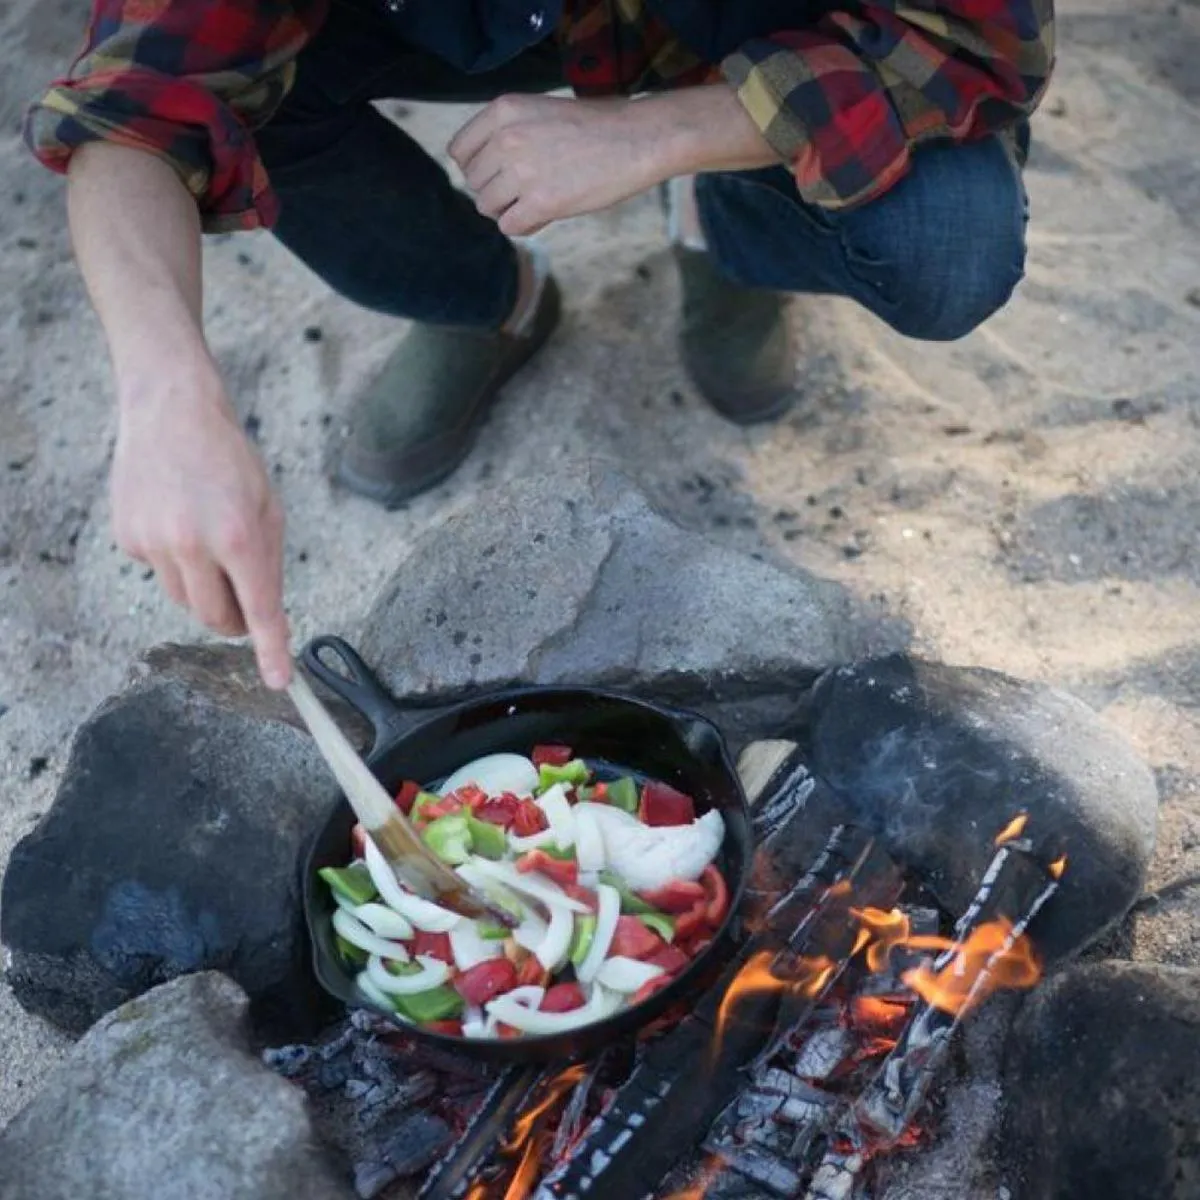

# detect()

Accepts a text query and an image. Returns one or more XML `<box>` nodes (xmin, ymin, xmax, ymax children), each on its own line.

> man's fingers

<box><xmin>448</xmin><ymin>105</ymin><xmax>495</xmax><ymax>169</ymax></box>
<box><xmin>225</xmin><ymin>511</ymin><xmax>292</xmax><ymax>690</ymax></box>
<box><xmin>475</xmin><ymin>171</ymin><xmax>521</xmax><ymax>220</ymax></box>
<box><xmin>179</xmin><ymin>557</ymin><xmax>247</xmax><ymax>637</ymax></box>
<box><xmin>147</xmin><ymin>555</ymin><xmax>188</xmax><ymax>608</ymax></box>
<box><xmin>498</xmin><ymin>202</ymin><xmax>548</xmax><ymax>238</ymax></box>
<box><xmin>462</xmin><ymin>140</ymin><xmax>504</xmax><ymax>196</ymax></box>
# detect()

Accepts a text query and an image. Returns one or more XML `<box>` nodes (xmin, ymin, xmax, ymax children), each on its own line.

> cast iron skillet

<box><xmin>300</xmin><ymin>635</ymin><xmax>752</xmax><ymax>1064</ymax></box>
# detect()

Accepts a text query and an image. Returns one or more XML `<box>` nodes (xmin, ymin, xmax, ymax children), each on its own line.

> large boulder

<box><xmin>1003</xmin><ymin>961</ymin><xmax>1200</xmax><ymax>1200</ymax></box>
<box><xmin>0</xmin><ymin>972</ymin><xmax>353</xmax><ymax>1200</ymax></box>
<box><xmin>0</xmin><ymin>644</ymin><xmax>359</xmax><ymax>1037</ymax></box>
<box><xmin>803</xmin><ymin>655</ymin><xmax>1158</xmax><ymax>961</ymax></box>
<box><xmin>357</xmin><ymin>465</ymin><xmax>902</xmax><ymax>750</ymax></box>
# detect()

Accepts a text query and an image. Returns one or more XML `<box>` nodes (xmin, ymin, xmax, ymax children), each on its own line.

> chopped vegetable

<box><xmin>512</xmin><ymin>799</ymin><xmax>550</xmax><ymax>837</ymax></box>
<box><xmin>486</xmin><ymin>984</ymin><xmax>622</xmax><ymax>1035</ymax></box>
<box><xmin>456</xmin><ymin>861</ymin><xmax>526</xmax><ymax>922</ymax></box>
<box><xmin>597</xmin><ymin>870</ymin><xmax>661</xmax><ymax>916</ymax></box>
<box><xmin>332</xmin><ymin>908</ymin><xmax>411</xmax><ymax>961</ymax></box>
<box><xmin>700</xmin><ymin>864</ymin><xmax>731</xmax><ymax>927</ymax></box>
<box><xmin>422</xmin><ymin>813</ymin><xmax>473</xmax><ymax>865</ymax></box>
<box><xmin>596</xmin><ymin>956</ymin><xmax>667</xmax><ymax>994</ymax></box>
<box><xmin>409</xmin><ymin>791</ymin><xmax>446</xmax><ymax>823</ymax></box>
<box><xmin>575</xmin><ymin>803</ymin><xmax>724</xmax><ymax>892</ymax></box>
<box><xmin>573</xmin><ymin>804</ymin><xmax>606</xmax><ymax>873</ymax></box>
<box><xmin>535</xmin><ymin>902</ymin><xmax>574</xmax><ymax>972</ymax></box>
<box><xmin>644</xmin><ymin>943</ymin><xmax>691</xmax><ymax>975</ymax></box>
<box><xmin>535</xmin><ymin>783</ymin><xmax>576</xmax><ymax>847</ymax></box>
<box><xmin>576</xmin><ymin>884</ymin><xmax>620</xmax><ymax>984</ymax></box>
<box><xmin>610</xmin><ymin>915</ymin><xmax>664</xmax><ymax>961</ymax></box>
<box><xmin>512</xmin><ymin>912</ymin><xmax>549</xmax><ymax>954</ymax></box>
<box><xmin>674</xmin><ymin>899</ymin><xmax>710</xmax><ymax>942</ymax></box>
<box><xmin>540</xmin><ymin>982</ymin><xmax>586</xmax><ymax>1012</ymax></box>
<box><xmin>516</xmin><ymin>849</ymin><xmax>579</xmax><ymax>888</ymax></box>
<box><xmin>390</xmin><ymin>975</ymin><xmax>466</xmax><ymax>1024</ymax></box>
<box><xmin>517</xmin><ymin>957</ymin><xmax>552</xmax><ymax>988</ymax></box>
<box><xmin>319</xmin><ymin>864</ymin><xmax>377</xmax><ymax>907</ymax></box>
<box><xmin>411</xmin><ymin>931</ymin><xmax>454</xmax><ymax>965</ymax></box>
<box><xmin>569</xmin><ymin>914</ymin><xmax>597</xmax><ymax>968</ymax></box>
<box><xmin>335</xmin><ymin>933</ymin><xmax>368</xmax><ymax>967</ymax></box>
<box><xmin>453</xmin><ymin>959</ymin><xmax>519</xmax><ymax>1007</ymax></box>
<box><xmin>439</xmin><ymin>753</ymin><xmax>538</xmax><ymax>800</ymax></box>
<box><xmin>356</xmin><ymin>971</ymin><xmax>397</xmax><ymax>1013</ymax></box>
<box><xmin>366</xmin><ymin>953</ymin><xmax>450</xmax><ymax>995</ymax></box>
<box><xmin>563</xmin><ymin>883</ymin><xmax>599</xmax><ymax>912</ymax></box>
<box><xmin>395</xmin><ymin>780</ymin><xmax>421</xmax><ymax>814</ymax></box>
<box><xmin>531</xmin><ymin>745</ymin><xmax>574</xmax><ymax>768</ymax></box>
<box><xmin>636</xmin><ymin>878</ymin><xmax>707</xmax><ymax>914</ymax></box>
<box><xmin>423</xmin><ymin>1019</ymin><xmax>464</xmax><ymax>1036</ymax></box>
<box><xmin>476</xmin><ymin>920</ymin><xmax>510</xmax><ymax>941</ymax></box>
<box><xmin>474</xmin><ymin>793</ymin><xmax>521</xmax><ymax>829</ymax></box>
<box><xmin>466</xmin><ymin>814</ymin><xmax>508</xmax><ymax>860</ymax></box>
<box><xmin>536</xmin><ymin>759</ymin><xmax>590</xmax><ymax>792</ymax></box>
<box><xmin>468</xmin><ymin>858</ymin><xmax>591</xmax><ymax>914</ymax></box>
<box><xmin>363</xmin><ymin>836</ymin><xmax>462</xmax><ymax>932</ymax></box>
<box><xmin>604</xmin><ymin>777</ymin><xmax>640</xmax><ymax>814</ymax></box>
<box><xmin>630</xmin><ymin>975</ymin><xmax>675</xmax><ymax>1006</ymax></box>
<box><xmin>450</xmin><ymin>921</ymin><xmax>506</xmax><ymax>972</ymax></box>
<box><xmin>639</xmin><ymin>780</ymin><xmax>696</xmax><ymax>826</ymax></box>
<box><xmin>639</xmin><ymin>913</ymin><xmax>676</xmax><ymax>944</ymax></box>
<box><xmin>351</xmin><ymin>902</ymin><xmax>415</xmax><ymax>941</ymax></box>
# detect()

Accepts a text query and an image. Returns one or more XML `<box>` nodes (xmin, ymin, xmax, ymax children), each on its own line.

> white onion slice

<box><xmin>365</xmin><ymin>953</ymin><xmax>451</xmax><ymax>995</ymax></box>
<box><xmin>507</xmin><ymin>827</ymin><xmax>560</xmax><ymax>853</ymax></box>
<box><xmin>596</xmin><ymin>956</ymin><xmax>666</xmax><ymax>994</ymax></box>
<box><xmin>439</xmin><ymin>753</ymin><xmax>538</xmax><ymax>799</ymax></box>
<box><xmin>450</xmin><ymin>921</ymin><xmax>505</xmax><ymax>972</ymax></box>
<box><xmin>573</xmin><ymin>804</ymin><xmax>605</xmax><ymax>873</ymax></box>
<box><xmin>351</xmin><ymin>902</ymin><xmax>415</xmax><ymax>941</ymax></box>
<box><xmin>485</xmin><ymin>984</ymin><xmax>618</xmax><ymax>1035</ymax></box>
<box><xmin>467</xmin><ymin>858</ymin><xmax>590</xmax><ymax>914</ymax></box>
<box><xmin>363</xmin><ymin>835</ymin><xmax>463</xmax><ymax>932</ymax></box>
<box><xmin>456</xmin><ymin>860</ymin><xmax>527</xmax><ymax>920</ymax></box>
<box><xmin>513</xmin><ymin>911</ymin><xmax>548</xmax><ymax>953</ymax></box>
<box><xmin>462</xmin><ymin>1008</ymin><xmax>497</xmax><ymax>1039</ymax></box>
<box><xmin>356</xmin><ymin>970</ymin><xmax>400</xmax><ymax>1014</ymax></box>
<box><xmin>535</xmin><ymin>783</ymin><xmax>576</xmax><ymax>847</ymax></box>
<box><xmin>332</xmin><ymin>908</ymin><xmax>411</xmax><ymax>961</ymax></box>
<box><xmin>576</xmin><ymin>884</ymin><xmax>620</xmax><ymax>984</ymax></box>
<box><xmin>536</xmin><ymin>903</ymin><xmax>574</xmax><ymax>972</ymax></box>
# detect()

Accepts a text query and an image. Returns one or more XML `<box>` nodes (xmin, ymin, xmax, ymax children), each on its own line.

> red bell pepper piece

<box><xmin>677</xmin><ymin>934</ymin><xmax>713</xmax><ymax>960</ymax></box>
<box><xmin>447</xmin><ymin>784</ymin><xmax>487</xmax><ymax>812</ymax></box>
<box><xmin>644</xmin><ymin>944</ymin><xmax>691</xmax><ymax>975</ymax></box>
<box><xmin>540</xmin><ymin>982</ymin><xmax>587</xmax><ymax>1013</ymax></box>
<box><xmin>512</xmin><ymin>799</ymin><xmax>549</xmax><ymax>837</ymax></box>
<box><xmin>516</xmin><ymin>957</ymin><xmax>552</xmax><ymax>989</ymax></box>
<box><xmin>631</xmin><ymin>975</ymin><xmax>674</xmax><ymax>1006</ymax></box>
<box><xmin>636</xmin><ymin>879</ymin><xmax>706</xmax><ymax>914</ymax></box>
<box><xmin>639</xmin><ymin>780</ymin><xmax>696</xmax><ymax>827</ymax></box>
<box><xmin>674</xmin><ymin>899</ymin><xmax>709</xmax><ymax>942</ymax></box>
<box><xmin>517</xmin><ymin>850</ymin><xmax>579</xmax><ymax>888</ymax></box>
<box><xmin>532</xmin><ymin>744</ymin><xmax>574</xmax><ymax>768</ymax></box>
<box><xmin>610</xmin><ymin>915</ymin><xmax>664</xmax><ymax>961</ymax></box>
<box><xmin>700</xmin><ymin>865</ymin><xmax>730</xmax><ymax>928</ymax></box>
<box><xmin>453</xmin><ymin>959</ymin><xmax>519</xmax><ymax>1007</ymax></box>
<box><xmin>475</xmin><ymin>792</ymin><xmax>521</xmax><ymax>829</ymax></box>
<box><xmin>563</xmin><ymin>883</ymin><xmax>599</xmax><ymax>912</ymax></box>
<box><xmin>395</xmin><ymin>780</ymin><xmax>421</xmax><ymax>814</ymax></box>
<box><xmin>411</xmin><ymin>931</ymin><xmax>454</xmax><ymax>964</ymax></box>
<box><xmin>424</xmin><ymin>1019</ymin><xmax>464</xmax><ymax>1037</ymax></box>
<box><xmin>416</xmin><ymin>797</ymin><xmax>462</xmax><ymax>825</ymax></box>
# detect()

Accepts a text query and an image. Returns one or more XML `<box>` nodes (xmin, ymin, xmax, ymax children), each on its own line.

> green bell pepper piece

<box><xmin>541</xmin><ymin>843</ymin><xmax>577</xmax><ymax>862</ymax></box>
<box><xmin>384</xmin><ymin>961</ymin><xmax>466</xmax><ymax>1022</ymax></box>
<box><xmin>537</xmin><ymin>759</ymin><xmax>590</xmax><ymax>792</ymax></box>
<box><xmin>409</xmin><ymin>791</ymin><xmax>444</xmax><ymax>822</ymax></box>
<box><xmin>319</xmin><ymin>863</ymin><xmax>377</xmax><ymax>906</ymax></box>
<box><xmin>466</xmin><ymin>814</ymin><xmax>508</xmax><ymax>860</ymax></box>
<box><xmin>640</xmin><ymin>913</ymin><xmax>676</xmax><ymax>943</ymax></box>
<box><xmin>605</xmin><ymin>777</ymin><xmax>640</xmax><ymax>814</ymax></box>
<box><xmin>334</xmin><ymin>933</ymin><xmax>368</xmax><ymax>967</ymax></box>
<box><xmin>476</xmin><ymin>920</ymin><xmax>510</xmax><ymax>941</ymax></box>
<box><xmin>422</xmin><ymin>813</ymin><xmax>472</xmax><ymax>865</ymax></box>
<box><xmin>598</xmin><ymin>870</ymin><xmax>659</xmax><ymax>916</ymax></box>
<box><xmin>569</xmin><ymin>914</ymin><xmax>598</xmax><ymax>967</ymax></box>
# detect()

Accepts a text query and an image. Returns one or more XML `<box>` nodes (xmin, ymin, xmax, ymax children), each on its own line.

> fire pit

<box><xmin>266</xmin><ymin>740</ymin><xmax>1071</xmax><ymax>1200</ymax></box>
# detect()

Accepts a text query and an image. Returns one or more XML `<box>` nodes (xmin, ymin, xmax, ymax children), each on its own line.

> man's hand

<box><xmin>449</xmin><ymin>95</ymin><xmax>661</xmax><ymax>236</ymax></box>
<box><xmin>112</xmin><ymin>363</ymin><xmax>292</xmax><ymax>689</ymax></box>
<box><xmin>448</xmin><ymin>87</ymin><xmax>779</xmax><ymax>237</ymax></box>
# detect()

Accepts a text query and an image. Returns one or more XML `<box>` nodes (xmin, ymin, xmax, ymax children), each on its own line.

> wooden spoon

<box><xmin>287</xmin><ymin>670</ymin><xmax>497</xmax><ymax>920</ymax></box>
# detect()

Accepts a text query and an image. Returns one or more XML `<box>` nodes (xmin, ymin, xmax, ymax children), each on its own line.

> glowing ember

<box><xmin>994</xmin><ymin>812</ymin><xmax>1029</xmax><ymax>846</ymax></box>
<box><xmin>847</xmin><ymin>995</ymin><xmax>911</xmax><ymax>1038</ymax></box>
<box><xmin>1049</xmin><ymin>855</ymin><xmax>1068</xmax><ymax>880</ymax></box>
<box><xmin>901</xmin><ymin>917</ymin><xmax>1042</xmax><ymax>1016</ymax></box>
<box><xmin>660</xmin><ymin>1155</ymin><xmax>723</xmax><ymax>1200</ymax></box>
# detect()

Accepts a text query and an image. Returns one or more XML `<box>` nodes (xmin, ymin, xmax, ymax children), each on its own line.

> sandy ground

<box><xmin>2</xmin><ymin>0</ymin><xmax>1198</xmax><ymax>1131</ymax></box>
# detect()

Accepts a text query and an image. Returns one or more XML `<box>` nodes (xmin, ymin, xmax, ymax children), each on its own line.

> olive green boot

<box><xmin>336</xmin><ymin>275</ymin><xmax>562</xmax><ymax>508</ymax></box>
<box><xmin>675</xmin><ymin>246</ymin><xmax>796</xmax><ymax>425</ymax></box>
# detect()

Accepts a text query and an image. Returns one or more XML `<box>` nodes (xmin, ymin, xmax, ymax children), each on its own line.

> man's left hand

<box><xmin>448</xmin><ymin>94</ymin><xmax>660</xmax><ymax>236</ymax></box>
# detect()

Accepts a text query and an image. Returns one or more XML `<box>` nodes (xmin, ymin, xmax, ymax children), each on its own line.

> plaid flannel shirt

<box><xmin>26</xmin><ymin>0</ymin><xmax>1054</xmax><ymax>233</ymax></box>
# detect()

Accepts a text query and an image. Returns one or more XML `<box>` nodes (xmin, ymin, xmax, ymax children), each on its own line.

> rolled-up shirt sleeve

<box><xmin>721</xmin><ymin>0</ymin><xmax>1054</xmax><ymax>211</ymax></box>
<box><xmin>25</xmin><ymin>0</ymin><xmax>328</xmax><ymax>232</ymax></box>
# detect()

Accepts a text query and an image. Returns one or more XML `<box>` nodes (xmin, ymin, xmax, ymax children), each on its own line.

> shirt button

<box><xmin>529</xmin><ymin>10</ymin><xmax>545</xmax><ymax>30</ymax></box>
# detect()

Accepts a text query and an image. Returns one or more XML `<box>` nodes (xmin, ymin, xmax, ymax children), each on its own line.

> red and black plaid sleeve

<box><xmin>25</xmin><ymin>0</ymin><xmax>328</xmax><ymax>232</ymax></box>
<box><xmin>721</xmin><ymin>0</ymin><xmax>1055</xmax><ymax>210</ymax></box>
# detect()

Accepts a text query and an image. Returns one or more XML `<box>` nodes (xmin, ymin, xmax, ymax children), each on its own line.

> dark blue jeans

<box><xmin>257</xmin><ymin>0</ymin><xmax>1028</xmax><ymax>341</ymax></box>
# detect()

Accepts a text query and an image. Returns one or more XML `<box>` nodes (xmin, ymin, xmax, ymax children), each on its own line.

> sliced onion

<box><xmin>536</xmin><ymin>903</ymin><xmax>574</xmax><ymax>972</ymax></box>
<box><xmin>578</xmin><ymin>870</ymin><xmax>600</xmax><ymax>891</ymax></box>
<box><xmin>486</xmin><ymin>985</ymin><xmax>617</xmax><ymax>1035</ymax></box>
<box><xmin>332</xmin><ymin>907</ymin><xmax>411</xmax><ymax>961</ymax></box>
<box><xmin>467</xmin><ymin>858</ymin><xmax>590</xmax><ymax>914</ymax></box>
<box><xmin>576</xmin><ymin>884</ymin><xmax>620</xmax><ymax>984</ymax></box>
<box><xmin>536</xmin><ymin>783</ymin><xmax>576</xmax><ymax>847</ymax></box>
<box><xmin>596</xmin><ymin>956</ymin><xmax>667</xmax><ymax>994</ymax></box>
<box><xmin>363</xmin><ymin>835</ymin><xmax>463</xmax><ymax>932</ymax></box>
<box><xmin>351</xmin><ymin>902</ymin><xmax>415</xmax><ymax>941</ymax></box>
<box><xmin>456</xmin><ymin>860</ymin><xmax>527</xmax><ymax>920</ymax></box>
<box><xmin>450</xmin><ymin>921</ymin><xmax>505</xmax><ymax>972</ymax></box>
<box><xmin>513</xmin><ymin>911</ymin><xmax>548</xmax><ymax>953</ymax></box>
<box><xmin>439</xmin><ymin>753</ymin><xmax>538</xmax><ymax>799</ymax></box>
<box><xmin>356</xmin><ymin>970</ymin><xmax>400</xmax><ymax>1014</ymax></box>
<box><xmin>462</xmin><ymin>1009</ymin><xmax>497</xmax><ymax>1039</ymax></box>
<box><xmin>366</xmin><ymin>953</ymin><xmax>451</xmax><ymax>995</ymax></box>
<box><xmin>508</xmin><ymin>827</ymin><xmax>559</xmax><ymax>853</ymax></box>
<box><xmin>573</xmin><ymin>804</ymin><xmax>605</xmax><ymax>873</ymax></box>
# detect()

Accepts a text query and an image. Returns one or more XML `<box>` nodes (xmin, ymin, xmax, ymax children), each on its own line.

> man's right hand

<box><xmin>112</xmin><ymin>363</ymin><xmax>293</xmax><ymax>689</ymax></box>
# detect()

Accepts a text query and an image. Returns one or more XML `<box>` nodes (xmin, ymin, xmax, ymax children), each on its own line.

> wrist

<box><xmin>115</xmin><ymin>342</ymin><xmax>228</xmax><ymax>423</ymax></box>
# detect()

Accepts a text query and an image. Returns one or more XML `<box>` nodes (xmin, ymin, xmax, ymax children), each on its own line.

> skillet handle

<box><xmin>300</xmin><ymin>636</ymin><xmax>413</xmax><ymax>758</ymax></box>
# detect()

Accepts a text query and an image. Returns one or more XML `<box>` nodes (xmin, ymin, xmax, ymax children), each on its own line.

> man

<box><xmin>27</xmin><ymin>0</ymin><xmax>1052</xmax><ymax>689</ymax></box>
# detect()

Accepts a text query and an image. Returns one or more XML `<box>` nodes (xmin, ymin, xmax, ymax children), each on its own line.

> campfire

<box><xmin>268</xmin><ymin>772</ymin><xmax>1066</xmax><ymax>1200</ymax></box>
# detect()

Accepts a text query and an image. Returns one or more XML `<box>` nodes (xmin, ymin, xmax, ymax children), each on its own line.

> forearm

<box><xmin>67</xmin><ymin>143</ymin><xmax>217</xmax><ymax>405</ymax></box>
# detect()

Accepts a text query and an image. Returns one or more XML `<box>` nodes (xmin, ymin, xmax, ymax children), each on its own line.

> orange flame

<box><xmin>712</xmin><ymin>950</ymin><xmax>787</xmax><ymax>1050</ymax></box>
<box><xmin>901</xmin><ymin>917</ymin><xmax>1041</xmax><ymax>1016</ymax></box>
<box><xmin>659</xmin><ymin>1155</ymin><xmax>724</xmax><ymax>1200</ymax></box>
<box><xmin>848</xmin><ymin>995</ymin><xmax>911</xmax><ymax>1037</ymax></box>
<box><xmin>1049</xmin><ymin>855</ymin><xmax>1067</xmax><ymax>880</ymax></box>
<box><xmin>994</xmin><ymin>813</ymin><xmax>1029</xmax><ymax>847</ymax></box>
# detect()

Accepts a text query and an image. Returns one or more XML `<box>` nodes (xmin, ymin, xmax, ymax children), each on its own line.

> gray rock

<box><xmin>0</xmin><ymin>972</ymin><xmax>353</xmax><ymax>1200</ymax></box>
<box><xmin>804</xmin><ymin>655</ymin><xmax>1158</xmax><ymax>962</ymax></box>
<box><xmin>1</xmin><ymin>644</ymin><xmax>359</xmax><ymax>1037</ymax></box>
<box><xmin>1003</xmin><ymin>961</ymin><xmax>1200</xmax><ymax>1200</ymax></box>
<box><xmin>358</xmin><ymin>465</ymin><xmax>902</xmax><ymax>748</ymax></box>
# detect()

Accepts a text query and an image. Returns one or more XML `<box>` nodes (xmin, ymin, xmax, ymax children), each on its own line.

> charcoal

<box><xmin>805</xmin><ymin>1149</ymin><xmax>865</xmax><ymax>1200</ymax></box>
<box><xmin>320</xmin><ymin>1022</ymin><xmax>361</xmax><ymax>1059</ymax></box>
<box><xmin>712</xmin><ymin>1142</ymin><xmax>803</xmax><ymax>1197</ymax></box>
<box><xmin>792</xmin><ymin>1028</ymin><xmax>854</xmax><ymax>1081</ymax></box>
<box><xmin>262</xmin><ymin>1044</ymin><xmax>313</xmax><ymax>1077</ymax></box>
<box><xmin>371</xmin><ymin>1111</ymin><xmax>454</xmax><ymax>1176</ymax></box>
<box><xmin>316</xmin><ymin>1059</ymin><xmax>355</xmax><ymax>1092</ymax></box>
